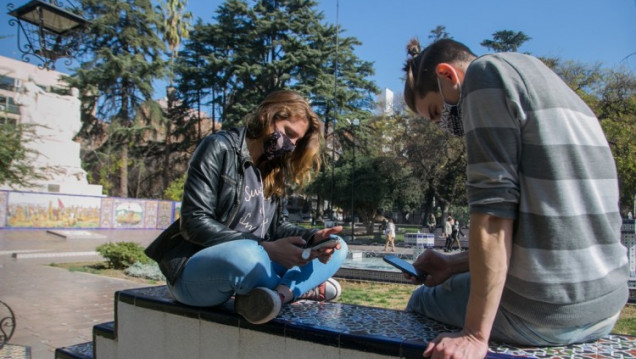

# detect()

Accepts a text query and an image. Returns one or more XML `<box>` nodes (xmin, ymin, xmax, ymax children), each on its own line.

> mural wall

<box><xmin>0</xmin><ymin>190</ymin><xmax>179</xmax><ymax>230</ymax></box>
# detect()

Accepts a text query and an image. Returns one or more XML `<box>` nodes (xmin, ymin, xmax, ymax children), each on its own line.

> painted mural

<box><xmin>113</xmin><ymin>199</ymin><xmax>145</xmax><ymax>228</ymax></box>
<box><xmin>0</xmin><ymin>190</ymin><xmax>180</xmax><ymax>230</ymax></box>
<box><xmin>6</xmin><ymin>192</ymin><xmax>101</xmax><ymax>228</ymax></box>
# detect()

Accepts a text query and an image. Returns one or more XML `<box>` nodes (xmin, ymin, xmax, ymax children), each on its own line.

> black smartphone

<box><xmin>383</xmin><ymin>254</ymin><xmax>422</xmax><ymax>278</ymax></box>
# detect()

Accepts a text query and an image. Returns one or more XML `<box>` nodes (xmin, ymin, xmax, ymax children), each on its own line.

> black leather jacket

<box><xmin>145</xmin><ymin>127</ymin><xmax>318</xmax><ymax>285</ymax></box>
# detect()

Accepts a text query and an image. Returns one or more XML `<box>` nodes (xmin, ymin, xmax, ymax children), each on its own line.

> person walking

<box><xmin>449</xmin><ymin>220</ymin><xmax>464</xmax><ymax>251</ymax></box>
<box><xmin>443</xmin><ymin>216</ymin><xmax>453</xmax><ymax>252</ymax></box>
<box><xmin>426</xmin><ymin>214</ymin><xmax>437</xmax><ymax>235</ymax></box>
<box><xmin>383</xmin><ymin>218</ymin><xmax>396</xmax><ymax>252</ymax></box>
<box><xmin>401</xmin><ymin>38</ymin><xmax>628</xmax><ymax>359</ymax></box>
<box><xmin>145</xmin><ymin>90</ymin><xmax>348</xmax><ymax>325</ymax></box>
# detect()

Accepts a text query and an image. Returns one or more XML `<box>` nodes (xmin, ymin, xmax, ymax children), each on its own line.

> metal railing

<box><xmin>0</xmin><ymin>300</ymin><xmax>16</xmax><ymax>350</ymax></box>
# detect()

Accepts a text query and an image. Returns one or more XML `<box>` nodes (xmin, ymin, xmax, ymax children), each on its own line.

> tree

<box><xmin>323</xmin><ymin>153</ymin><xmax>396</xmax><ymax>234</ymax></box>
<box><xmin>176</xmin><ymin>0</ymin><xmax>377</xmax><ymax>128</ymax></box>
<box><xmin>158</xmin><ymin>0</ymin><xmax>192</xmax><ymax>194</ymax></box>
<box><xmin>159</xmin><ymin>0</ymin><xmax>192</xmax><ymax>86</ymax></box>
<box><xmin>0</xmin><ymin>123</ymin><xmax>49</xmax><ymax>188</ymax></box>
<box><xmin>429</xmin><ymin>25</ymin><xmax>452</xmax><ymax>42</ymax></box>
<box><xmin>175</xmin><ymin>0</ymin><xmax>377</xmax><ymax>212</ymax></box>
<box><xmin>401</xmin><ymin>113</ymin><xmax>466</xmax><ymax>221</ymax></box>
<box><xmin>480</xmin><ymin>30</ymin><xmax>531</xmax><ymax>52</ymax></box>
<box><xmin>67</xmin><ymin>0</ymin><xmax>167</xmax><ymax>197</ymax></box>
<box><xmin>549</xmin><ymin>60</ymin><xmax>636</xmax><ymax>215</ymax></box>
<box><xmin>597</xmin><ymin>67</ymin><xmax>636</xmax><ymax>215</ymax></box>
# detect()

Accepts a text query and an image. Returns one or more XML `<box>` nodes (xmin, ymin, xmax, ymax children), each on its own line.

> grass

<box><xmin>51</xmin><ymin>261</ymin><xmax>636</xmax><ymax>336</ymax></box>
<box><xmin>335</xmin><ymin>279</ymin><xmax>412</xmax><ymax>310</ymax></box>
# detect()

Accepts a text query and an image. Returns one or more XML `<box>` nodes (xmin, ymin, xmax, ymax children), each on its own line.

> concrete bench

<box><xmin>55</xmin><ymin>285</ymin><xmax>636</xmax><ymax>359</ymax></box>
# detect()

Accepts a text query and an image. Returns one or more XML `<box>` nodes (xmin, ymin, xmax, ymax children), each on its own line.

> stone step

<box><xmin>54</xmin><ymin>342</ymin><xmax>93</xmax><ymax>359</ymax></box>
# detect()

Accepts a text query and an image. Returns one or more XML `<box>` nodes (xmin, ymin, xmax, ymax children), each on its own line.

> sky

<box><xmin>1</xmin><ymin>0</ymin><xmax>634</xmax><ymax>99</ymax></box>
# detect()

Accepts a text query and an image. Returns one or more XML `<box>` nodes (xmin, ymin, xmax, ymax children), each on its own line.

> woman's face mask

<box><xmin>262</xmin><ymin>130</ymin><xmax>296</xmax><ymax>161</ymax></box>
<box><xmin>437</xmin><ymin>78</ymin><xmax>464</xmax><ymax>137</ymax></box>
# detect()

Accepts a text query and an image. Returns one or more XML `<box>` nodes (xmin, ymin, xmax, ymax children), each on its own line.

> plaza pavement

<box><xmin>0</xmin><ymin>228</ymin><xmax>410</xmax><ymax>359</ymax></box>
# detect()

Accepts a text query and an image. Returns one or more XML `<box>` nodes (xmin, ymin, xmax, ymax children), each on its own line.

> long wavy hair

<box><xmin>244</xmin><ymin>90</ymin><xmax>324</xmax><ymax>197</ymax></box>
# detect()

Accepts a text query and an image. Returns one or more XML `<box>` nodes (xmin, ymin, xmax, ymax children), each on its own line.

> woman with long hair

<box><xmin>146</xmin><ymin>90</ymin><xmax>348</xmax><ymax>324</ymax></box>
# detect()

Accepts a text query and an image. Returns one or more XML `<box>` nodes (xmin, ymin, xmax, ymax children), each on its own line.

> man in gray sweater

<box><xmin>402</xmin><ymin>38</ymin><xmax>628</xmax><ymax>359</ymax></box>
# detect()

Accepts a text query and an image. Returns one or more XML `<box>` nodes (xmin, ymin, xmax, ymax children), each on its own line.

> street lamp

<box><xmin>347</xmin><ymin>118</ymin><xmax>359</xmax><ymax>240</ymax></box>
<box><xmin>7</xmin><ymin>0</ymin><xmax>89</xmax><ymax>70</ymax></box>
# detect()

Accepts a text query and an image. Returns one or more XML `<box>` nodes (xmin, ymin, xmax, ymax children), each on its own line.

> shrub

<box><xmin>124</xmin><ymin>261</ymin><xmax>165</xmax><ymax>281</ymax></box>
<box><xmin>96</xmin><ymin>242</ymin><xmax>150</xmax><ymax>270</ymax></box>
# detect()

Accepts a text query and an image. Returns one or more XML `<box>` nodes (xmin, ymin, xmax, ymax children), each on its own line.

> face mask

<box><xmin>437</xmin><ymin>78</ymin><xmax>464</xmax><ymax>137</ymax></box>
<box><xmin>262</xmin><ymin>130</ymin><xmax>295</xmax><ymax>161</ymax></box>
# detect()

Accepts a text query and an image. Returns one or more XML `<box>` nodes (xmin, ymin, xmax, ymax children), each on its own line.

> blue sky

<box><xmin>1</xmin><ymin>0</ymin><xmax>634</xmax><ymax>98</ymax></box>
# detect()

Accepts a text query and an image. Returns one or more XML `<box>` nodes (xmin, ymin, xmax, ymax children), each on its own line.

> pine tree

<box><xmin>67</xmin><ymin>0</ymin><xmax>166</xmax><ymax>197</ymax></box>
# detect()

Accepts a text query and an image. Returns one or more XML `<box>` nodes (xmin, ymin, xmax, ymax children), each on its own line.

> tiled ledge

<box><xmin>81</xmin><ymin>285</ymin><xmax>636</xmax><ymax>359</ymax></box>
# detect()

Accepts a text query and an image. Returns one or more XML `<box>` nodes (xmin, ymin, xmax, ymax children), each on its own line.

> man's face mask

<box><xmin>263</xmin><ymin>130</ymin><xmax>295</xmax><ymax>161</ymax></box>
<box><xmin>437</xmin><ymin>78</ymin><xmax>464</xmax><ymax>137</ymax></box>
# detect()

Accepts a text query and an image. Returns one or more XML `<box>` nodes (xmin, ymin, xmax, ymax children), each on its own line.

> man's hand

<box><xmin>423</xmin><ymin>330</ymin><xmax>488</xmax><ymax>359</ymax></box>
<box><xmin>407</xmin><ymin>249</ymin><xmax>468</xmax><ymax>287</ymax></box>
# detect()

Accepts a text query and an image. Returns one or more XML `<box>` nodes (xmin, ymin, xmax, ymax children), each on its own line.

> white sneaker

<box><xmin>234</xmin><ymin>287</ymin><xmax>281</xmax><ymax>324</ymax></box>
<box><xmin>298</xmin><ymin>278</ymin><xmax>342</xmax><ymax>302</ymax></box>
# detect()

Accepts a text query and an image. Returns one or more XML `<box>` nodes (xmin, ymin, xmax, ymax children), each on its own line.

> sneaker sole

<box><xmin>324</xmin><ymin>278</ymin><xmax>342</xmax><ymax>301</ymax></box>
<box><xmin>234</xmin><ymin>287</ymin><xmax>281</xmax><ymax>324</ymax></box>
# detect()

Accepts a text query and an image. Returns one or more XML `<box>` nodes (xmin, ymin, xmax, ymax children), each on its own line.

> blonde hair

<box><xmin>244</xmin><ymin>90</ymin><xmax>324</xmax><ymax>197</ymax></box>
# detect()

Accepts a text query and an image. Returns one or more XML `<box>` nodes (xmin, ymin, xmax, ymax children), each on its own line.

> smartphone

<box><xmin>383</xmin><ymin>254</ymin><xmax>422</xmax><ymax>278</ymax></box>
<box><xmin>301</xmin><ymin>236</ymin><xmax>339</xmax><ymax>260</ymax></box>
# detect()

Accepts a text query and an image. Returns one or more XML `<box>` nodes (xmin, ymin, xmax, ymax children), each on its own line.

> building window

<box><xmin>0</xmin><ymin>75</ymin><xmax>16</xmax><ymax>91</ymax></box>
<box><xmin>0</xmin><ymin>96</ymin><xmax>20</xmax><ymax>115</ymax></box>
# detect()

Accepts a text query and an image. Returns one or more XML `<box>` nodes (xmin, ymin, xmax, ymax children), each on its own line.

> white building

<box><xmin>0</xmin><ymin>55</ymin><xmax>102</xmax><ymax>196</ymax></box>
<box><xmin>377</xmin><ymin>88</ymin><xmax>395</xmax><ymax>116</ymax></box>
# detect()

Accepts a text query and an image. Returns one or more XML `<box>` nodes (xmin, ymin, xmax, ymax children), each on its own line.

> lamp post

<box><xmin>7</xmin><ymin>0</ymin><xmax>89</xmax><ymax>70</ymax></box>
<box><xmin>347</xmin><ymin>118</ymin><xmax>359</xmax><ymax>240</ymax></box>
<box><xmin>330</xmin><ymin>118</ymin><xmax>337</xmax><ymax>221</ymax></box>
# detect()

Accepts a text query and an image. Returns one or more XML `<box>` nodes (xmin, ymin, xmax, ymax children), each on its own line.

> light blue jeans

<box><xmin>168</xmin><ymin>238</ymin><xmax>348</xmax><ymax>307</ymax></box>
<box><xmin>406</xmin><ymin>272</ymin><xmax>619</xmax><ymax>346</ymax></box>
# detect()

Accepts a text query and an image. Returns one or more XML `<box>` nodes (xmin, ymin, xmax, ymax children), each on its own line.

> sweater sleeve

<box><xmin>462</xmin><ymin>55</ymin><xmax>523</xmax><ymax>220</ymax></box>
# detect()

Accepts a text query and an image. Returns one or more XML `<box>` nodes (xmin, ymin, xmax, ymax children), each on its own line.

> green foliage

<box><xmin>428</xmin><ymin>25</ymin><xmax>452</xmax><ymax>42</ymax></box>
<box><xmin>96</xmin><ymin>242</ymin><xmax>150</xmax><ymax>270</ymax></box>
<box><xmin>124</xmin><ymin>261</ymin><xmax>165</xmax><ymax>281</ymax></box>
<box><xmin>68</xmin><ymin>0</ymin><xmax>167</xmax><ymax>197</ymax></box>
<box><xmin>175</xmin><ymin>0</ymin><xmax>378</xmax><ymax>128</ymax></box>
<box><xmin>163</xmin><ymin>172</ymin><xmax>186</xmax><ymax>201</ymax></box>
<box><xmin>550</xmin><ymin>62</ymin><xmax>636</xmax><ymax>215</ymax></box>
<box><xmin>480</xmin><ymin>30</ymin><xmax>531</xmax><ymax>52</ymax></box>
<box><xmin>0</xmin><ymin>122</ymin><xmax>49</xmax><ymax>188</ymax></box>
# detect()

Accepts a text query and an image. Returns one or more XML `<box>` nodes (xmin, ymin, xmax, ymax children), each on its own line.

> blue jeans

<box><xmin>168</xmin><ymin>238</ymin><xmax>348</xmax><ymax>307</ymax></box>
<box><xmin>406</xmin><ymin>272</ymin><xmax>619</xmax><ymax>346</ymax></box>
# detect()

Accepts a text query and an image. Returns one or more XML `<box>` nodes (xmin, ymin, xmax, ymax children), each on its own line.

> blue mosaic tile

<box><xmin>116</xmin><ymin>286</ymin><xmax>636</xmax><ymax>359</ymax></box>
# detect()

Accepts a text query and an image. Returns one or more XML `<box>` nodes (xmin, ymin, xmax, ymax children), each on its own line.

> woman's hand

<box><xmin>261</xmin><ymin>236</ymin><xmax>308</xmax><ymax>268</ymax></box>
<box><xmin>308</xmin><ymin>226</ymin><xmax>343</xmax><ymax>264</ymax></box>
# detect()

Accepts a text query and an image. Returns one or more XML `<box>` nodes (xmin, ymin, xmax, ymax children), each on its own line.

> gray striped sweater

<box><xmin>462</xmin><ymin>53</ymin><xmax>628</xmax><ymax>327</ymax></box>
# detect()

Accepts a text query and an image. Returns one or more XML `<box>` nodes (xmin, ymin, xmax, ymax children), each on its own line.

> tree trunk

<box><xmin>120</xmin><ymin>145</ymin><xmax>128</xmax><ymax>197</ymax></box>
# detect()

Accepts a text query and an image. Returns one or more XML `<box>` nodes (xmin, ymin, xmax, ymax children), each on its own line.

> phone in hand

<box><xmin>301</xmin><ymin>236</ymin><xmax>339</xmax><ymax>260</ymax></box>
<box><xmin>383</xmin><ymin>254</ymin><xmax>423</xmax><ymax>279</ymax></box>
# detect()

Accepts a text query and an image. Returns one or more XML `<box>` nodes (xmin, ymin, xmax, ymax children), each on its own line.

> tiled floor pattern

<box><xmin>0</xmin><ymin>344</ymin><xmax>31</xmax><ymax>359</ymax></box>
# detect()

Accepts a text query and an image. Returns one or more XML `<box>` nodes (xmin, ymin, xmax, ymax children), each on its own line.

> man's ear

<box><xmin>435</xmin><ymin>63</ymin><xmax>459</xmax><ymax>85</ymax></box>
